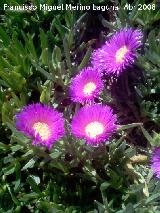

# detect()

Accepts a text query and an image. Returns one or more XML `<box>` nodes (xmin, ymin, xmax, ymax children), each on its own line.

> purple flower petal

<box><xmin>15</xmin><ymin>103</ymin><xmax>65</xmax><ymax>150</ymax></box>
<box><xmin>92</xmin><ymin>28</ymin><xmax>143</xmax><ymax>75</ymax></box>
<box><xmin>71</xmin><ymin>104</ymin><xmax>117</xmax><ymax>146</ymax></box>
<box><xmin>151</xmin><ymin>147</ymin><xmax>160</xmax><ymax>178</ymax></box>
<box><xmin>69</xmin><ymin>67</ymin><xmax>104</xmax><ymax>103</ymax></box>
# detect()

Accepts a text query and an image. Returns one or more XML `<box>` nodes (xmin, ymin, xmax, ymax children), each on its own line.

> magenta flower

<box><xmin>92</xmin><ymin>28</ymin><xmax>142</xmax><ymax>75</ymax></box>
<box><xmin>151</xmin><ymin>147</ymin><xmax>160</xmax><ymax>178</ymax></box>
<box><xmin>69</xmin><ymin>67</ymin><xmax>104</xmax><ymax>103</ymax></box>
<box><xmin>15</xmin><ymin>103</ymin><xmax>65</xmax><ymax>150</ymax></box>
<box><xmin>71</xmin><ymin>104</ymin><xmax>117</xmax><ymax>146</ymax></box>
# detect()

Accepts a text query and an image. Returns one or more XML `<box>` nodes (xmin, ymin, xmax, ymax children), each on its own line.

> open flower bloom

<box><xmin>71</xmin><ymin>104</ymin><xmax>117</xmax><ymax>146</ymax></box>
<box><xmin>151</xmin><ymin>147</ymin><xmax>160</xmax><ymax>178</ymax></box>
<box><xmin>69</xmin><ymin>67</ymin><xmax>104</xmax><ymax>103</ymax></box>
<box><xmin>15</xmin><ymin>103</ymin><xmax>65</xmax><ymax>150</ymax></box>
<box><xmin>91</xmin><ymin>28</ymin><xmax>142</xmax><ymax>75</ymax></box>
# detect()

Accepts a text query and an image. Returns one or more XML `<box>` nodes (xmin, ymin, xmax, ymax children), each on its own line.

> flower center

<box><xmin>83</xmin><ymin>82</ymin><xmax>96</xmax><ymax>96</ymax></box>
<box><xmin>85</xmin><ymin>121</ymin><xmax>104</xmax><ymax>138</ymax></box>
<box><xmin>33</xmin><ymin>122</ymin><xmax>51</xmax><ymax>140</ymax></box>
<box><xmin>115</xmin><ymin>45</ymin><xmax>128</xmax><ymax>63</ymax></box>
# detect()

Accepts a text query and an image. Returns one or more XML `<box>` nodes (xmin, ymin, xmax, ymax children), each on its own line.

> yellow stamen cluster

<box><xmin>85</xmin><ymin>121</ymin><xmax>104</xmax><ymax>138</ymax></box>
<box><xmin>115</xmin><ymin>45</ymin><xmax>128</xmax><ymax>63</ymax></box>
<box><xmin>33</xmin><ymin>122</ymin><xmax>51</xmax><ymax>140</ymax></box>
<box><xmin>83</xmin><ymin>82</ymin><xmax>96</xmax><ymax>96</ymax></box>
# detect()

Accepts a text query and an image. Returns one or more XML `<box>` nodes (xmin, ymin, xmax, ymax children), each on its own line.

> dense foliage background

<box><xmin>0</xmin><ymin>0</ymin><xmax>160</xmax><ymax>212</ymax></box>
